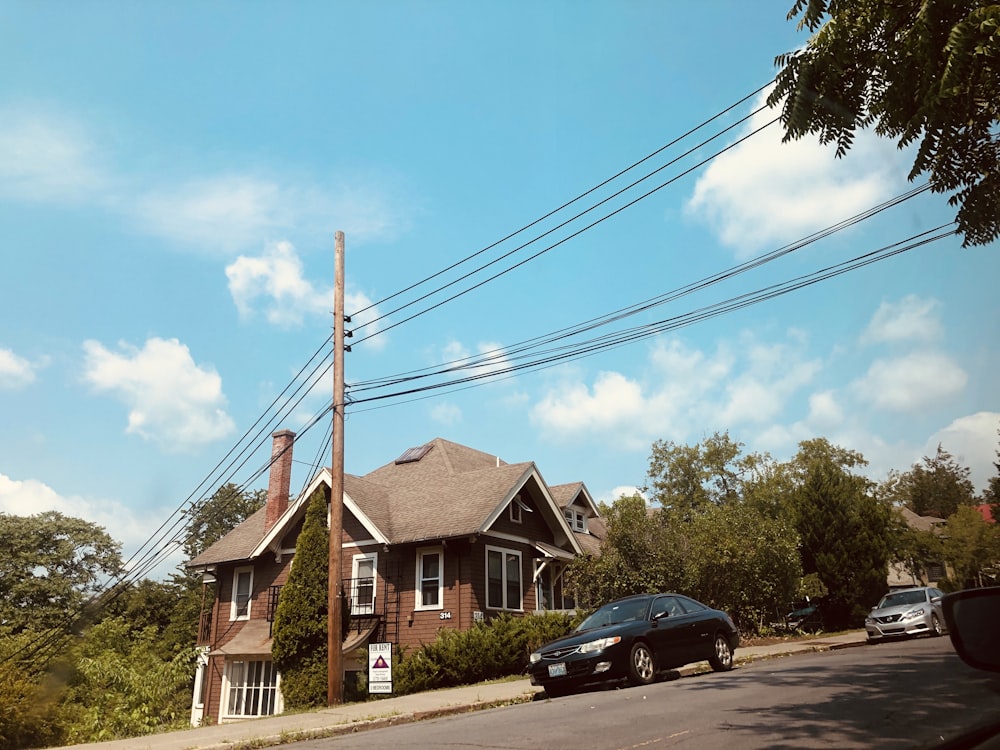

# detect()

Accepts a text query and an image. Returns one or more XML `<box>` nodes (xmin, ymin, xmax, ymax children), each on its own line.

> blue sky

<box><xmin>1</xmin><ymin>1</ymin><xmax>998</xmax><ymax>573</ymax></box>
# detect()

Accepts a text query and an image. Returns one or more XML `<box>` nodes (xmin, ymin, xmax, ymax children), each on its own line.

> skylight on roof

<box><xmin>395</xmin><ymin>443</ymin><xmax>432</xmax><ymax>464</ymax></box>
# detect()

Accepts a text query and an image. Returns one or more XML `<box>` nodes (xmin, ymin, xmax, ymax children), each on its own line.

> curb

<box><xmin>219</xmin><ymin>695</ymin><xmax>540</xmax><ymax>750</ymax></box>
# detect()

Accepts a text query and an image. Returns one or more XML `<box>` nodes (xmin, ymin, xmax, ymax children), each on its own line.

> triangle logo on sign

<box><xmin>373</xmin><ymin>655</ymin><xmax>389</xmax><ymax>669</ymax></box>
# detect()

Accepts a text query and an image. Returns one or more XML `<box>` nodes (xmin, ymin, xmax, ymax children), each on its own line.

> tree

<box><xmin>683</xmin><ymin>501</ymin><xmax>801</xmax><ymax>632</ymax></box>
<box><xmin>881</xmin><ymin>444</ymin><xmax>976</xmax><ymax>518</ymax></box>
<box><xmin>567</xmin><ymin>494</ymin><xmax>686</xmax><ymax>608</ymax></box>
<box><xmin>574</xmin><ymin>436</ymin><xmax>801</xmax><ymax>635</ymax></box>
<box><xmin>0</xmin><ymin>511</ymin><xmax>123</xmax><ymax>635</ymax></box>
<box><xmin>984</xmin><ymin>426</ymin><xmax>1000</xmax><ymax>518</ymax></box>
<box><xmin>271</xmin><ymin>488</ymin><xmax>331</xmax><ymax>708</ymax></box>
<box><xmin>789</xmin><ymin>439</ymin><xmax>892</xmax><ymax>629</ymax></box>
<box><xmin>645</xmin><ymin>432</ymin><xmax>759</xmax><ymax>517</ymax></box>
<box><xmin>940</xmin><ymin>505</ymin><xmax>1000</xmax><ymax>588</ymax></box>
<box><xmin>55</xmin><ymin>617</ymin><xmax>194</xmax><ymax>743</ymax></box>
<box><xmin>0</xmin><ymin>633</ymin><xmax>63</xmax><ymax>750</ymax></box>
<box><xmin>182</xmin><ymin>483</ymin><xmax>267</xmax><ymax>561</ymax></box>
<box><xmin>770</xmin><ymin>0</ymin><xmax>1000</xmax><ymax>246</ymax></box>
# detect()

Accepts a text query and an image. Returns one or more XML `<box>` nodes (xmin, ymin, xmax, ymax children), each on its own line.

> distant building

<box><xmin>887</xmin><ymin>506</ymin><xmax>948</xmax><ymax>589</ymax></box>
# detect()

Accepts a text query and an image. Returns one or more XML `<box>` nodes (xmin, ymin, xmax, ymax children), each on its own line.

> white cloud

<box><xmin>0</xmin><ymin>109</ymin><xmax>109</xmax><ymax>203</ymax></box>
<box><xmin>531</xmin><ymin>338</ymin><xmax>730</xmax><ymax>449</ymax></box>
<box><xmin>136</xmin><ymin>175</ymin><xmax>286</xmax><ymax>254</ymax></box>
<box><xmin>82</xmin><ymin>337</ymin><xmax>235</xmax><ymax>448</ymax></box>
<box><xmin>0</xmin><ymin>347</ymin><xmax>36</xmax><ymax>389</ymax></box>
<box><xmin>686</xmin><ymin>90</ymin><xmax>907</xmax><ymax>257</ymax></box>
<box><xmin>863</xmin><ymin>295</ymin><xmax>944</xmax><ymax>344</ymax></box>
<box><xmin>719</xmin><ymin>339</ymin><xmax>820</xmax><ymax>424</ymax></box>
<box><xmin>925</xmin><ymin>411</ymin><xmax>1000</xmax><ymax>492</ymax></box>
<box><xmin>532</xmin><ymin>371</ymin><xmax>646</xmax><ymax>438</ymax></box>
<box><xmin>0</xmin><ymin>471</ymin><xmax>182</xmax><ymax>575</ymax></box>
<box><xmin>0</xmin><ymin>108</ymin><xmax>409</xmax><ymax>255</ymax></box>
<box><xmin>226</xmin><ymin>241</ymin><xmax>383</xmax><ymax>344</ymax></box>
<box><xmin>135</xmin><ymin>175</ymin><xmax>408</xmax><ymax>254</ymax></box>
<box><xmin>806</xmin><ymin>390</ymin><xmax>843</xmax><ymax>428</ymax></box>
<box><xmin>597</xmin><ymin>485</ymin><xmax>646</xmax><ymax>505</ymax></box>
<box><xmin>854</xmin><ymin>351</ymin><xmax>967</xmax><ymax>412</ymax></box>
<box><xmin>430</xmin><ymin>402</ymin><xmax>462</xmax><ymax>425</ymax></box>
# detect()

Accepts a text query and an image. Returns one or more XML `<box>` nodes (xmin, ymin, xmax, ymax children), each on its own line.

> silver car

<box><xmin>865</xmin><ymin>586</ymin><xmax>946</xmax><ymax>642</ymax></box>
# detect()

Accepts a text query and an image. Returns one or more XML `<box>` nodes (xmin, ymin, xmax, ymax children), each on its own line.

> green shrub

<box><xmin>393</xmin><ymin>612</ymin><xmax>574</xmax><ymax>695</ymax></box>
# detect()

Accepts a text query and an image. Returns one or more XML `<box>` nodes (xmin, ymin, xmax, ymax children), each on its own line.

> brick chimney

<box><xmin>265</xmin><ymin>429</ymin><xmax>295</xmax><ymax>532</ymax></box>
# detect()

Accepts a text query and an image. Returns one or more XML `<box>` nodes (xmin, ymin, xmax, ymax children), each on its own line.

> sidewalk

<box><xmin>52</xmin><ymin>631</ymin><xmax>868</xmax><ymax>750</ymax></box>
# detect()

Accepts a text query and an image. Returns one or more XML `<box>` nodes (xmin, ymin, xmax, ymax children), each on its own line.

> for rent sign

<box><xmin>368</xmin><ymin>642</ymin><xmax>393</xmax><ymax>694</ymax></box>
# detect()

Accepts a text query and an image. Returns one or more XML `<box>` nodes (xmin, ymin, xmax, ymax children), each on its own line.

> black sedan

<box><xmin>527</xmin><ymin>593</ymin><xmax>739</xmax><ymax>697</ymax></box>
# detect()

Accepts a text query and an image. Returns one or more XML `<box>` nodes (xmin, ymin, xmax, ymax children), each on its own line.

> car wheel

<box><xmin>627</xmin><ymin>642</ymin><xmax>656</xmax><ymax>686</ymax></box>
<box><xmin>709</xmin><ymin>633</ymin><xmax>734</xmax><ymax>672</ymax></box>
<box><xmin>931</xmin><ymin>613</ymin><xmax>943</xmax><ymax>637</ymax></box>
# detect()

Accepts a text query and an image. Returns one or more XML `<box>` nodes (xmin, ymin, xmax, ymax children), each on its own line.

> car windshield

<box><xmin>878</xmin><ymin>590</ymin><xmax>927</xmax><ymax>608</ymax></box>
<box><xmin>576</xmin><ymin>599</ymin><xmax>648</xmax><ymax>631</ymax></box>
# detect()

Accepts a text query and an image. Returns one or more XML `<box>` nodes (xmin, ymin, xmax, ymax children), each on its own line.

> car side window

<box><xmin>677</xmin><ymin>596</ymin><xmax>706</xmax><ymax>614</ymax></box>
<box><xmin>651</xmin><ymin>596</ymin><xmax>676</xmax><ymax>619</ymax></box>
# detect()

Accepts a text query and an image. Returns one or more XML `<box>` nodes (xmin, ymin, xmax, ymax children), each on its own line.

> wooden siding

<box><xmin>343</xmin><ymin>512</ymin><xmax>372</xmax><ymax>544</ymax></box>
<box><xmin>488</xmin><ymin>489</ymin><xmax>552</xmax><ymax>541</ymax></box>
<box><xmin>197</xmin><ymin>487</ymin><xmax>576</xmax><ymax>721</ymax></box>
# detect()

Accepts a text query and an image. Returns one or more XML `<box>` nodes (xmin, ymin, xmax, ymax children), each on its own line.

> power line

<box><xmin>349</xmin><ymin>80</ymin><xmax>776</xmax><ymax>320</ymax></box>
<box><xmin>346</xmin><ymin>224</ymin><xmax>956</xmax><ymax>407</ymax></box>
<box><xmin>350</xmin><ymin>183</ymin><xmax>931</xmax><ymax>392</ymax></box>
<box><xmin>349</xmin><ymin>115</ymin><xmax>782</xmax><ymax>348</ymax></box>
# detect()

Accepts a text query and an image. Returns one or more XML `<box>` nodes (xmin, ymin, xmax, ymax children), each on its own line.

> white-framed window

<box><xmin>509</xmin><ymin>497</ymin><xmax>522</xmax><ymax>523</ymax></box>
<box><xmin>224</xmin><ymin>659</ymin><xmax>279</xmax><ymax>718</ymax></box>
<box><xmin>486</xmin><ymin>545</ymin><xmax>523</xmax><ymax>611</ymax></box>
<box><xmin>231</xmin><ymin>567</ymin><xmax>253</xmax><ymax>621</ymax></box>
<box><xmin>563</xmin><ymin>507</ymin><xmax>587</xmax><ymax>532</ymax></box>
<box><xmin>415</xmin><ymin>546</ymin><xmax>444</xmax><ymax>610</ymax></box>
<box><xmin>351</xmin><ymin>552</ymin><xmax>377</xmax><ymax>616</ymax></box>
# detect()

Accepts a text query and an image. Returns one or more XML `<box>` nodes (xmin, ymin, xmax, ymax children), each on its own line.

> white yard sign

<box><xmin>368</xmin><ymin>642</ymin><xmax>393</xmax><ymax>694</ymax></box>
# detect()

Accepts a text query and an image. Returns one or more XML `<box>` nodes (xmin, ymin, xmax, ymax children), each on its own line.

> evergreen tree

<box><xmin>271</xmin><ymin>488</ymin><xmax>329</xmax><ymax>708</ymax></box>
<box><xmin>790</xmin><ymin>439</ymin><xmax>892</xmax><ymax>629</ymax></box>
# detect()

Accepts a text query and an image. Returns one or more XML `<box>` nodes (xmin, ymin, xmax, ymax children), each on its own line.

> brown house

<box><xmin>186</xmin><ymin>432</ymin><xmax>602</xmax><ymax>725</ymax></box>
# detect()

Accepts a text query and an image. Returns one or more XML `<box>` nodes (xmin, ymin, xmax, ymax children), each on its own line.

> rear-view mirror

<box><xmin>942</xmin><ymin>587</ymin><xmax>1000</xmax><ymax>673</ymax></box>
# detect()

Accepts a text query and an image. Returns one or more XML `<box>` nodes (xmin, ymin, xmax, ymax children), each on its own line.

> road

<box><xmin>288</xmin><ymin>637</ymin><xmax>1000</xmax><ymax>750</ymax></box>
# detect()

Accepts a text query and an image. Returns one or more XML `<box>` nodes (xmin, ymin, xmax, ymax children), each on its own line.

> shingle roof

<box><xmin>188</xmin><ymin>506</ymin><xmax>268</xmax><ymax>568</ymax></box>
<box><xmin>898</xmin><ymin>506</ymin><xmax>946</xmax><ymax>533</ymax></box>
<box><xmin>189</xmin><ymin>437</ymin><xmax>590</xmax><ymax>566</ymax></box>
<box><xmin>549</xmin><ymin>482</ymin><xmax>583</xmax><ymax>509</ymax></box>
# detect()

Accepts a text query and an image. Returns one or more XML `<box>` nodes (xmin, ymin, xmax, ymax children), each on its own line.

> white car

<box><xmin>866</xmin><ymin>586</ymin><xmax>946</xmax><ymax>642</ymax></box>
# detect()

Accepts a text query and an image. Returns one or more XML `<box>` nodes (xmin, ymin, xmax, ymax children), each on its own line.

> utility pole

<box><xmin>328</xmin><ymin>230</ymin><xmax>346</xmax><ymax>705</ymax></box>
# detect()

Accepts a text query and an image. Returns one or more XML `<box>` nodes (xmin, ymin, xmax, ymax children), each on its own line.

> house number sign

<box><xmin>439</xmin><ymin>611</ymin><xmax>452</xmax><ymax>620</ymax></box>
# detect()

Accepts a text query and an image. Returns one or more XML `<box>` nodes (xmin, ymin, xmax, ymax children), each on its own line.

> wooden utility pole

<box><xmin>328</xmin><ymin>230</ymin><xmax>346</xmax><ymax>705</ymax></box>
